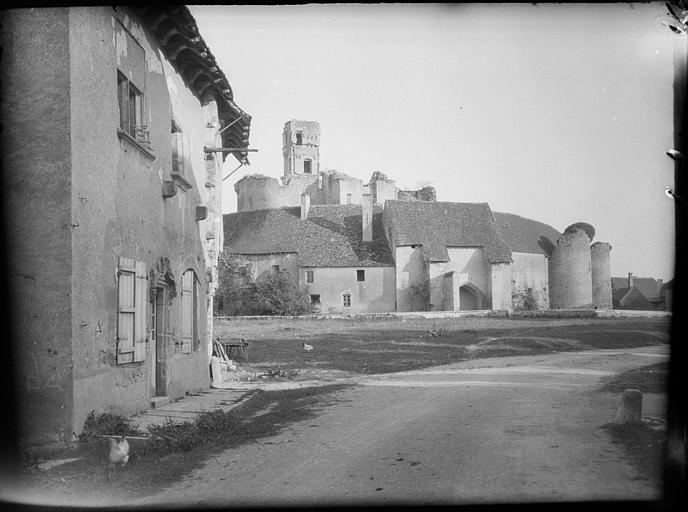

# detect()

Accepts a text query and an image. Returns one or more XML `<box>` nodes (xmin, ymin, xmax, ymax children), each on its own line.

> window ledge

<box><xmin>118</xmin><ymin>129</ymin><xmax>156</xmax><ymax>161</ymax></box>
<box><xmin>171</xmin><ymin>172</ymin><xmax>193</xmax><ymax>192</ymax></box>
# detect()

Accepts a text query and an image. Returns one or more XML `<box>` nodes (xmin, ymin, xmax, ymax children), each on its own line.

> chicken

<box><xmin>107</xmin><ymin>434</ymin><xmax>130</xmax><ymax>480</ymax></box>
<box><xmin>303</xmin><ymin>342</ymin><xmax>313</xmax><ymax>352</ymax></box>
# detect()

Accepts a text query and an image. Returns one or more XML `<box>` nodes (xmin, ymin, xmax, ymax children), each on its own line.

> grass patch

<box><xmin>216</xmin><ymin>317</ymin><xmax>670</xmax><ymax>376</ymax></box>
<box><xmin>600</xmin><ymin>362</ymin><xmax>668</xmax><ymax>394</ymax></box>
<box><xmin>601</xmin><ymin>422</ymin><xmax>667</xmax><ymax>485</ymax></box>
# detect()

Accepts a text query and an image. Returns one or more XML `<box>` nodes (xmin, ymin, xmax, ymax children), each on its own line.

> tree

<box><xmin>215</xmin><ymin>253</ymin><xmax>314</xmax><ymax>316</ymax></box>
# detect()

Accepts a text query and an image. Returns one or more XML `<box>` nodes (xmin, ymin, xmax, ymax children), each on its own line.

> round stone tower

<box><xmin>548</xmin><ymin>224</ymin><xmax>593</xmax><ymax>308</ymax></box>
<box><xmin>591</xmin><ymin>241</ymin><xmax>613</xmax><ymax>309</ymax></box>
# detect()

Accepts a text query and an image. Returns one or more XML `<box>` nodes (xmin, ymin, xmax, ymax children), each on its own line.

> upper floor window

<box><xmin>115</xmin><ymin>20</ymin><xmax>152</xmax><ymax>155</ymax></box>
<box><xmin>296</xmin><ymin>132</ymin><xmax>303</xmax><ymax>145</ymax></box>
<box><xmin>306</xmin><ymin>270</ymin><xmax>314</xmax><ymax>283</ymax></box>
<box><xmin>304</xmin><ymin>159</ymin><xmax>312</xmax><ymax>174</ymax></box>
<box><xmin>271</xmin><ymin>264</ymin><xmax>280</xmax><ymax>276</ymax></box>
<box><xmin>117</xmin><ymin>72</ymin><xmax>144</xmax><ymax>138</ymax></box>
<box><xmin>357</xmin><ymin>270</ymin><xmax>365</xmax><ymax>282</ymax></box>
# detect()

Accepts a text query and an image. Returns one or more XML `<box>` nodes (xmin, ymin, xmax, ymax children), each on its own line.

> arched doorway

<box><xmin>459</xmin><ymin>284</ymin><xmax>480</xmax><ymax>311</ymax></box>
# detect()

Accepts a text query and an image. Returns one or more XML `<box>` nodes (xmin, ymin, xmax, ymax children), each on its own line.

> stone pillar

<box><xmin>591</xmin><ymin>242</ymin><xmax>613</xmax><ymax>309</ymax></box>
<box><xmin>614</xmin><ymin>389</ymin><xmax>643</xmax><ymax>425</ymax></box>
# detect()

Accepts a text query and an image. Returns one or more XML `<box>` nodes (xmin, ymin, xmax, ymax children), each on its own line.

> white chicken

<box><xmin>107</xmin><ymin>434</ymin><xmax>130</xmax><ymax>480</ymax></box>
<box><xmin>303</xmin><ymin>342</ymin><xmax>313</xmax><ymax>352</ymax></box>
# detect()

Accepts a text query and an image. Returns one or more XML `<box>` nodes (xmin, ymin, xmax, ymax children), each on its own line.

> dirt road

<box><xmin>133</xmin><ymin>345</ymin><xmax>668</xmax><ymax>508</ymax></box>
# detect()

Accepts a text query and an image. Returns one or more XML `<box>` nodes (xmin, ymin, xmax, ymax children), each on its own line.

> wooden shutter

<box><xmin>134</xmin><ymin>260</ymin><xmax>147</xmax><ymax>362</ymax></box>
<box><xmin>181</xmin><ymin>271</ymin><xmax>193</xmax><ymax>354</ymax></box>
<box><xmin>117</xmin><ymin>257</ymin><xmax>136</xmax><ymax>364</ymax></box>
<box><xmin>117</xmin><ymin>257</ymin><xmax>147</xmax><ymax>364</ymax></box>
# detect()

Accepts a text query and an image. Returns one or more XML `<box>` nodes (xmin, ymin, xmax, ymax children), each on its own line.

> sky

<box><xmin>189</xmin><ymin>3</ymin><xmax>682</xmax><ymax>282</ymax></box>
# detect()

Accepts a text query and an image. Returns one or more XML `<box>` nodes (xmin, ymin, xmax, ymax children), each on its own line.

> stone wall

<box><xmin>490</xmin><ymin>263</ymin><xmax>513</xmax><ymax>310</ymax></box>
<box><xmin>510</xmin><ymin>252</ymin><xmax>550</xmax><ymax>310</ymax></box>
<box><xmin>1</xmin><ymin>7</ymin><xmax>75</xmax><ymax>448</ymax></box>
<box><xmin>235</xmin><ymin>174</ymin><xmax>320</xmax><ymax>212</ymax></box>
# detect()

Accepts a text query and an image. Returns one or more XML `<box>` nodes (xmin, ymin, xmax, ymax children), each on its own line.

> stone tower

<box><xmin>283</xmin><ymin>120</ymin><xmax>320</xmax><ymax>177</ymax></box>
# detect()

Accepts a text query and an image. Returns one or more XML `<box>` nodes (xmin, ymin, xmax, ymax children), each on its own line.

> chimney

<box><xmin>628</xmin><ymin>272</ymin><xmax>634</xmax><ymax>289</ymax></box>
<box><xmin>301</xmin><ymin>193</ymin><xmax>310</xmax><ymax>220</ymax></box>
<box><xmin>362</xmin><ymin>193</ymin><xmax>373</xmax><ymax>242</ymax></box>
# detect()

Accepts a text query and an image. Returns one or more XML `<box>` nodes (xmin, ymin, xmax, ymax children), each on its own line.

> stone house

<box><xmin>611</xmin><ymin>274</ymin><xmax>666</xmax><ymax>310</ymax></box>
<box><xmin>1</xmin><ymin>6</ymin><xmax>251</xmax><ymax>449</ymax></box>
<box><xmin>223</xmin><ymin>197</ymin><xmax>396</xmax><ymax>314</ymax></box>
<box><xmin>221</xmin><ymin>120</ymin><xmax>614</xmax><ymax>315</ymax></box>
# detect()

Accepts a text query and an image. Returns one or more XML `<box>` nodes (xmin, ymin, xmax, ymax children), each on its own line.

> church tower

<box><xmin>283</xmin><ymin>120</ymin><xmax>320</xmax><ymax>177</ymax></box>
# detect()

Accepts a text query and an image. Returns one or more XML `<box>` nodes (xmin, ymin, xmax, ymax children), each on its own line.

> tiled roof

<box><xmin>492</xmin><ymin>212</ymin><xmax>561</xmax><ymax>256</ymax></box>
<box><xmin>136</xmin><ymin>7</ymin><xmax>251</xmax><ymax>164</ymax></box>
<box><xmin>611</xmin><ymin>277</ymin><xmax>661</xmax><ymax>299</ymax></box>
<box><xmin>223</xmin><ymin>205</ymin><xmax>394</xmax><ymax>267</ymax></box>
<box><xmin>384</xmin><ymin>201</ymin><xmax>512</xmax><ymax>263</ymax></box>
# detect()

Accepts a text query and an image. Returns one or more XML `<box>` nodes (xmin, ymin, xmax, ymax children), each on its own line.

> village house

<box><xmin>221</xmin><ymin>121</ymin><xmax>613</xmax><ymax>314</ymax></box>
<box><xmin>611</xmin><ymin>273</ymin><xmax>668</xmax><ymax>310</ymax></box>
<box><xmin>1</xmin><ymin>6</ymin><xmax>251</xmax><ymax>450</ymax></box>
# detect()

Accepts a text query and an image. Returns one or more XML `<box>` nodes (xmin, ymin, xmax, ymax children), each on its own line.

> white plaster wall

<box><xmin>301</xmin><ymin>266</ymin><xmax>395</xmax><ymax>313</ymax></box>
<box><xmin>428</xmin><ymin>248</ymin><xmax>491</xmax><ymax>311</ymax></box>
<box><xmin>395</xmin><ymin>246</ymin><xmax>429</xmax><ymax>311</ymax></box>
<box><xmin>510</xmin><ymin>252</ymin><xmax>549</xmax><ymax>310</ymax></box>
<box><xmin>491</xmin><ymin>263</ymin><xmax>513</xmax><ymax>310</ymax></box>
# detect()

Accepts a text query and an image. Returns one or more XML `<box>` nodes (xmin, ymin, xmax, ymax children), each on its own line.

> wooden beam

<box><xmin>204</xmin><ymin>147</ymin><xmax>258</xmax><ymax>153</ymax></box>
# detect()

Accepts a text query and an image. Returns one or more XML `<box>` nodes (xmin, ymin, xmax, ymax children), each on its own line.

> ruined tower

<box><xmin>283</xmin><ymin>120</ymin><xmax>320</xmax><ymax>177</ymax></box>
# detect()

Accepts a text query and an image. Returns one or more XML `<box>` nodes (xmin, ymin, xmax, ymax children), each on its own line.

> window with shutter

<box><xmin>117</xmin><ymin>257</ymin><xmax>147</xmax><ymax>364</ymax></box>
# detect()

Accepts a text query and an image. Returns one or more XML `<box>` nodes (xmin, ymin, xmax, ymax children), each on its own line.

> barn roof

<box><xmin>223</xmin><ymin>205</ymin><xmax>394</xmax><ymax>267</ymax></box>
<box><xmin>384</xmin><ymin>201</ymin><xmax>512</xmax><ymax>263</ymax></box>
<box><xmin>492</xmin><ymin>211</ymin><xmax>561</xmax><ymax>256</ymax></box>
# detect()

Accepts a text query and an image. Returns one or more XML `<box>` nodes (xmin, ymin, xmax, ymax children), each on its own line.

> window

<box><xmin>357</xmin><ymin>269</ymin><xmax>365</xmax><ymax>282</ymax></box>
<box><xmin>306</xmin><ymin>270</ymin><xmax>314</xmax><ymax>283</ymax></box>
<box><xmin>296</xmin><ymin>132</ymin><xmax>303</xmax><ymax>145</ymax></box>
<box><xmin>343</xmin><ymin>293</ymin><xmax>351</xmax><ymax>307</ymax></box>
<box><xmin>271</xmin><ymin>264</ymin><xmax>280</xmax><ymax>276</ymax></box>
<box><xmin>304</xmin><ymin>159</ymin><xmax>312</xmax><ymax>174</ymax></box>
<box><xmin>117</xmin><ymin>257</ymin><xmax>147</xmax><ymax>364</ymax></box>
<box><xmin>310</xmin><ymin>294</ymin><xmax>321</xmax><ymax>305</ymax></box>
<box><xmin>347</xmin><ymin>193</ymin><xmax>352</xmax><ymax>205</ymax></box>
<box><xmin>118</xmin><ymin>72</ymin><xmax>145</xmax><ymax>139</ymax></box>
<box><xmin>181</xmin><ymin>270</ymin><xmax>201</xmax><ymax>354</ymax></box>
<box><xmin>115</xmin><ymin>21</ymin><xmax>151</xmax><ymax>152</ymax></box>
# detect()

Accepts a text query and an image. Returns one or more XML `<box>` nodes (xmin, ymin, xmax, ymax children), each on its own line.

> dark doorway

<box><xmin>154</xmin><ymin>287</ymin><xmax>169</xmax><ymax>396</ymax></box>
